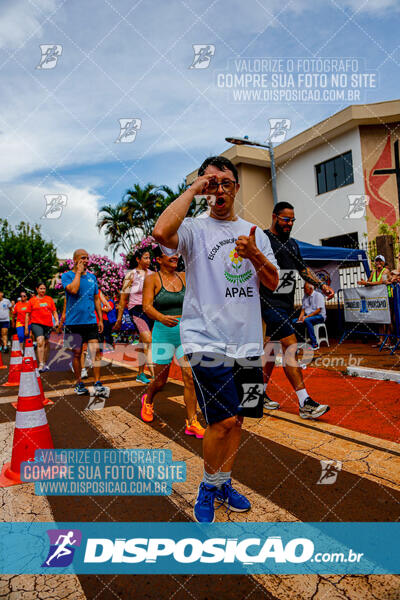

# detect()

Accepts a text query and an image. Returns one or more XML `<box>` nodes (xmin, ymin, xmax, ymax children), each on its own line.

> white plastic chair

<box><xmin>307</xmin><ymin>322</ymin><xmax>329</xmax><ymax>347</ymax></box>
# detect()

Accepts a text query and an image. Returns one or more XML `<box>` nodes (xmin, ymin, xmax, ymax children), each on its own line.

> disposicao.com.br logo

<box><xmin>82</xmin><ymin>536</ymin><xmax>362</xmax><ymax>565</ymax></box>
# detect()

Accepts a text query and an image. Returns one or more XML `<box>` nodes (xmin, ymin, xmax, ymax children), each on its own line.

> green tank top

<box><xmin>372</xmin><ymin>268</ymin><xmax>392</xmax><ymax>297</ymax></box>
<box><xmin>153</xmin><ymin>273</ymin><xmax>185</xmax><ymax>315</ymax></box>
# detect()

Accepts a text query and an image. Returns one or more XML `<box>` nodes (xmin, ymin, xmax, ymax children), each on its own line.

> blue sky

<box><xmin>0</xmin><ymin>0</ymin><xmax>399</xmax><ymax>258</ymax></box>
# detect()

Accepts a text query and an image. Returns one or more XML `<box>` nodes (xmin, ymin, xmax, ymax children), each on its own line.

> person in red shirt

<box><xmin>12</xmin><ymin>291</ymin><xmax>31</xmax><ymax>344</ymax></box>
<box><xmin>25</xmin><ymin>283</ymin><xmax>59</xmax><ymax>372</ymax></box>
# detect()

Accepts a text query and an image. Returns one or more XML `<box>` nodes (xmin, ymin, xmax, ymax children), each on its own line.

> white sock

<box><xmin>296</xmin><ymin>388</ymin><xmax>309</xmax><ymax>407</ymax></box>
<box><xmin>203</xmin><ymin>470</ymin><xmax>219</xmax><ymax>488</ymax></box>
<box><xmin>218</xmin><ymin>471</ymin><xmax>231</xmax><ymax>487</ymax></box>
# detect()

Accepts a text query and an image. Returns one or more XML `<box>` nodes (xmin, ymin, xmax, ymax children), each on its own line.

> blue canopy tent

<box><xmin>295</xmin><ymin>240</ymin><xmax>371</xmax><ymax>277</ymax></box>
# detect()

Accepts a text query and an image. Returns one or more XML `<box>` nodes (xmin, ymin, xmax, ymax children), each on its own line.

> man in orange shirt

<box><xmin>13</xmin><ymin>291</ymin><xmax>31</xmax><ymax>344</ymax></box>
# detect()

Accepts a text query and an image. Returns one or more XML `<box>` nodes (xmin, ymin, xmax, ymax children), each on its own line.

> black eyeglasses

<box><xmin>277</xmin><ymin>216</ymin><xmax>296</xmax><ymax>223</ymax></box>
<box><xmin>206</xmin><ymin>180</ymin><xmax>236</xmax><ymax>194</ymax></box>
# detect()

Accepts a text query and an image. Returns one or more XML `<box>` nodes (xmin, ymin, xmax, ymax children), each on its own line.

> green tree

<box><xmin>97</xmin><ymin>181</ymin><xmax>207</xmax><ymax>255</ymax></box>
<box><xmin>96</xmin><ymin>203</ymin><xmax>131</xmax><ymax>256</ymax></box>
<box><xmin>0</xmin><ymin>220</ymin><xmax>58</xmax><ymax>297</ymax></box>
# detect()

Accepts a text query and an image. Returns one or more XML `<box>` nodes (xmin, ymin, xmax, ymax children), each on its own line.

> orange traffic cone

<box><xmin>0</xmin><ymin>349</ymin><xmax>6</xmax><ymax>369</ymax></box>
<box><xmin>0</xmin><ymin>357</ymin><xmax>54</xmax><ymax>487</ymax></box>
<box><xmin>11</xmin><ymin>340</ymin><xmax>54</xmax><ymax>408</ymax></box>
<box><xmin>2</xmin><ymin>335</ymin><xmax>22</xmax><ymax>386</ymax></box>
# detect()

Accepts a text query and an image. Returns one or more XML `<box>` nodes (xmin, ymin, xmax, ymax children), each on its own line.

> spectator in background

<box><xmin>295</xmin><ymin>283</ymin><xmax>326</xmax><ymax>349</ymax></box>
<box><xmin>0</xmin><ymin>290</ymin><xmax>11</xmax><ymax>352</ymax></box>
<box><xmin>114</xmin><ymin>248</ymin><xmax>154</xmax><ymax>383</ymax></box>
<box><xmin>12</xmin><ymin>291</ymin><xmax>31</xmax><ymax>345</ymax></box>
<box><xmin>26</xmin><ymin>283</ymin><xmax>59</xmax><ymax>371</ymax></box>
<box><xmin>358</xmin><ymin>255</ymin><xmax>391</xmax><ymax>288</ymax></box>
<box><xmin>358</xmin><ymin>255</ymin><xmax>391</xmax><ymax>347</ymax></box>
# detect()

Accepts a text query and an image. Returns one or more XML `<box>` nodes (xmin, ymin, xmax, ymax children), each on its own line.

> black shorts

<box><xmin>262</xmin><ymin>305</ymin><xmax>297</xmax><ymax>341</ymax></box>
<box><xmin>64</xmin><ymin>324</ymin><xmax>99</xmax><ymax>348</ymax></box>
<box><xmin>31</xmin><ymin>323</ymin><xmax>53</xmax><ymax>340</ymax></box>
<box><xmin>187</xmin><ymin>352</ymin><xmax>264</xmax><ymax>425</ymax></box>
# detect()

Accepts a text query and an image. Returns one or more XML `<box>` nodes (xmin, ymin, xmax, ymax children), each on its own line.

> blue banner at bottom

<box><xmin>0</xmin><ymin>522</ymin><xmax>398</xmax><ymax>575</ymax></box>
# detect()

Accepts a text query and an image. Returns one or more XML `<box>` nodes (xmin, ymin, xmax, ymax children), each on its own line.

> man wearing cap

<box><xmin>358</xmin><ymin>255</ymin><xmax>391</xmax><ymax>347</ymax></box>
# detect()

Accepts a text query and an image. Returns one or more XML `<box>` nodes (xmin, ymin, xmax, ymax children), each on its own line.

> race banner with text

<box><xmin>0</xmin><ymin>522</ymin><xmax>398</xmax><ymax>575</ymax></box>
<box><xmin>343</xmin><ymin>284</ymin><xmax>390</xmax><ymax>324</ymax></box>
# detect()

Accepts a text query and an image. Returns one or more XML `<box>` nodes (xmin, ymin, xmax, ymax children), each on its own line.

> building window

<box><xmin>321</xmin><ymin>232</ymin><xmax>359</xmax><ymax>248</ymax></box>
<box><xmin>315</xmin><ymin>151</ymin><xmax>354</xmax><ymax>194</ymax></box>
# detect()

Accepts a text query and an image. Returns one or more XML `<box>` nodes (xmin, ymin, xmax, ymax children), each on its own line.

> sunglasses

<box><xmin>206</xmin><ymin>180</ymin><xmax>236</xmax><ymax>194</ymax></box>
<box><xmin>277</xmin><ymin>216</ymin><xmax>296</xmax><ymax>223</ymax></box>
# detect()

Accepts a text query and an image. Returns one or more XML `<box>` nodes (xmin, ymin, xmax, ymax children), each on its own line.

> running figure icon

<box><xmin>45</xmin><ymin>531</ymin><xmax>77</xmax><ymax>566</ymax></box>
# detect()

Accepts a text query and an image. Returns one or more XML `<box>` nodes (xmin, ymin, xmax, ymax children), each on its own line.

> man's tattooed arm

<box><xmin>299</xmin><ymin>266</ymin><xmax>324</xmax><ymax>288</ymax></box>
<box><xmin>299</xmin><ymin>266</ymin><xmax>335</xmax><ymax>299</ymax></box>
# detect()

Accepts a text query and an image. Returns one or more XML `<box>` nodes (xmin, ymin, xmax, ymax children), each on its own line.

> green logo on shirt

<box><xmin>225</xmin><ymin>250</ymin><xmax>252</xmax><ymax>284</ymax></box>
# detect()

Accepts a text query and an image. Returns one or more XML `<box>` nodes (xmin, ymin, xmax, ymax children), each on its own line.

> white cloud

<box><xmin>0</xmin><ymin>0</ymin><xmax>61</xmax><ymax>50</ymax></box>
<box><xmin>0</xmin><ymin>180</ymin><xmax>111</xmax><ymax>259</ymax></box>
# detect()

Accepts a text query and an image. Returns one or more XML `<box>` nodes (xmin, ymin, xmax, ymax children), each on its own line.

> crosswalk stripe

<box><xmin>85</xmin><ymin>405</ymin><xmax>297</xmax><ymax>523</ymax></box>
<box><xmin>86</xmin><ymin>406</ymin><xmax>400</xmax><ymax>600</ymax></box>
<box><xmin>167</xmin><ymin>394</ymin><xmax>400</xmax><ymax>492</ymax></box>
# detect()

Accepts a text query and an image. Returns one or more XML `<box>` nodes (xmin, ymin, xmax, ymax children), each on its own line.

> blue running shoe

<box><xmin>193</xmin><ymin>482</ymin><xmax>217</xmax><ymax>523</ymax></box>
<box><xmin>75</xmin><ymin>382</ymin><xmax>89</xmax><ymax>396</ymax></box>
<box><xmin>215</xmin><ymin>479</ymin><xmax>251</xmax><ymax>512</ymax></box>
<box><xmin>93</xmin><ymin>381</ymin><xmax>109</xmax><ymax>397</ymax></box>
<box><xmin>136</xmin><ymin>372</ymin><xmax>151</xmax><ymax>384</ymax></box>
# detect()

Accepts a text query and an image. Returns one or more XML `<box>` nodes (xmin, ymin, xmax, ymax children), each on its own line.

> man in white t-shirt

<box><xmin>0</xmin><ymin>291</ymin><xmax>12</xmax><ymax>353</ymax></box>
<box><xmin>153</xmin><ymin>155</ymin><xmax>279</xmax><ymax>522</ymax></box>
<box><xmin>295</xmin><ymin>283</ymin><xmax>326</xmax><ymax>349</ymax></box>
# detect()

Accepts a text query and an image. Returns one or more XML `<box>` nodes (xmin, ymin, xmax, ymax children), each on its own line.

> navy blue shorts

<box><xmin>187</xmin><ymin>353</ymin><xmax>264</xmax><ymax>425</ymax></box>
<box><xmin>262</xmin><ymin>305</ymin><xmax>297</xmax><ymax>341</ymax></box>
<box><xmin>0</xmin><ymin>321</ymin><xmax>10</xmax><ymax>329</ymax></box>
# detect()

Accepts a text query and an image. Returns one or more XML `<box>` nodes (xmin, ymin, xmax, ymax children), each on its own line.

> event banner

<box><xmin>343</xmin><ymin>285</ymin><xmax>390</xmax><ymax>324</ymax></box>
<box><xmin>0</xmin><ymin>522</ymin><xmax>399</xmax><ymax>575</ymax></box>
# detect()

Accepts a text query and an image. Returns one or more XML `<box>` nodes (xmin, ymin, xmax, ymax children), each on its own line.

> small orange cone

<box><xmin>2</xmin><ymin>335</ymin><xmax>22</xmax><ymax>386</ymax></box>
<box><xmin>12</xmin><ymin>340</ymin><xmax>53</xmax><ymax>408</ymax></box>
<box><xmin>0</xmin><ymin>357</ymin><xmax>54</xmax><ymax>487</ymax></box>
<box><xmin>0</xmin><ymin>349</ymin><xmax>6</xmax><ymax>369</ymax></box>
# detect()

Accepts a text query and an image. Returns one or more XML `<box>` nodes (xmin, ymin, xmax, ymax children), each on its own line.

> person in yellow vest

<box><xmin>358</xmin><ymin>255</ymin><xmax>391</xmax><ymax>347</ymax></box>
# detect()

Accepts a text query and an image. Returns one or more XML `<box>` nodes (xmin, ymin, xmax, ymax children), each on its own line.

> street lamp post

<box><xmin>225</xmin><ymin>136</ymin><xmax>278</xmax><ymax>206</ymax></box>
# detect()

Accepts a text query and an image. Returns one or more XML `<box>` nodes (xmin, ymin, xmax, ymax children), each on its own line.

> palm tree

<box><xmin>98</xmin><ymin>181</ymin><xmax>208</xmax><ymax>255</ymax></box>
<box><xmin>157</xmin><ymin>182</ymin><xmax>207</xmax><ymax>217</ymax></box>
<box><xmin>122</xmin><ymin>183</ymin><xmax>164</xmax><ymax>239</ymax></box>
<box><xmin>97</xmin><ymin>203</ymin><xmax>131</xmax><ymax>257</ymax></box>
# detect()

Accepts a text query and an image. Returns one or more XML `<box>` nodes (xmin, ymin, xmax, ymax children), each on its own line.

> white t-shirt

<box><xmin>302</xmin><ymin>290</ymin><xmax>326</xmax><ymax>320</ymax></box>
<box><xmin>166</xmin><ymin>215</ymin><xmax>279</xmax><ymax>358</ymax></box>
<box><xmin>0</xmin><ymin>298</ymin><xmax>11</xmax><ymax>321</ymax></box>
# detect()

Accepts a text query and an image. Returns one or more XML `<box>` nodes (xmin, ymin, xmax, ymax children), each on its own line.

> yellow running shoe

<box><xmin>141</xmin><ymin>393</ymin><xmax>154</xmax><ymax>423</ymax></box>
<box><xmin>185</xmin><ymin>416</ymin><xmax>205</xmax><ymax>439</ymax></box>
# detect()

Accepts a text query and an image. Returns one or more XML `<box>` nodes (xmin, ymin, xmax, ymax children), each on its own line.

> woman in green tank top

<box><xmin>141</xmin><ymin>248</ymin><xmax>205</xmax><ymax>438</ymax></box>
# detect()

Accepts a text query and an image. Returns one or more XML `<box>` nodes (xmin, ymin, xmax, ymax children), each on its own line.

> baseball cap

<box><xmin>374</xmin><ymin>255</ymin><xmax>385</xmax><ymax>262</ymax></box>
